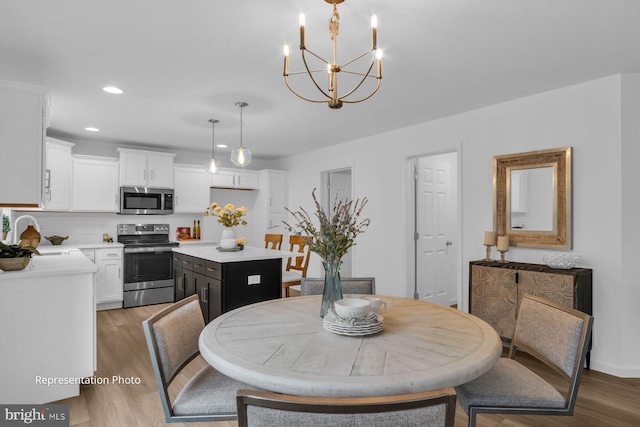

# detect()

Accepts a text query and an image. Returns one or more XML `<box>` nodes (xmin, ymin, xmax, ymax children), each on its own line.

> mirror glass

<box><xmin>509</xmin><ymin>167</ymin><xmax>554</xmax><ymax>231</ymax></box>
<box><xmin>493</xmin><ymin>147</ymin><xmax>571</xmax><ymax>249</ymax></box>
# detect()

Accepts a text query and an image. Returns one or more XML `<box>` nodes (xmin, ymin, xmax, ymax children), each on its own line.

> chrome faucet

<box><xmin>12</xmin><ymin>215</ymin><xmax>42</xmax><ymax>245</ymax></box>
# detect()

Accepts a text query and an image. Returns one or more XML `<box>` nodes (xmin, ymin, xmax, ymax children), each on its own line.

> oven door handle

<box><xmin>124</xmin><ymin>246</ymin><xmax>177</xmax><ymax>254</ymax></box>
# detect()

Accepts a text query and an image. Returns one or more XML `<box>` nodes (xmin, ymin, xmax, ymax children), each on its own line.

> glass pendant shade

<box><xmin>231</xmin><ymin>147</ymin><xmax>251</xmax><ymax>167</ymax></box>
<box><xmin>205</xmin><ymin>118</ymin><xmax>221</xmax><ymax>174</ymax></box>
<box><xmin>232</xmin><ymin>101</ymin><xmax>251</xmax><ymax>167</ymax></box>
<box><xmin>206</xmin><ymin>157</ymin><xmax>220</xmax><ymax>174</ymax></box>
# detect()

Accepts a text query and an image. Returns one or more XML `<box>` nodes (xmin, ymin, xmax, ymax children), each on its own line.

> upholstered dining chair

<box><xmin>237</xmin><ymin>388</ymin><xmax>457</xmax><ymax>427</ymax></box>
<box><xmin>455</xmin><ymin>293</ymin><xmax>594</xmax><ymax>427</ymax></box>
<box><xmin>264</xmin><ymin>233</ymin><xmax>283</xmax><ymax>250</ymax></box>
<box><xmin>281</xmin><ymin>235</ymin><xmax>311</xmax><ymax>297</ymax></box>
<box><xmin>142</xmin><ymin>294</ymin><xmax>251</xmax><ymax>423</ymax></box>
<box><xmin>301</xmin><ymin>277</ymin><xmax>376</xmax><ymax>296</ymax></box>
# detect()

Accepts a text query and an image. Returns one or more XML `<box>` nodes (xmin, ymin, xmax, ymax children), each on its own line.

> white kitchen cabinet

<box><xmin>174</xmin><ymin>164</ymin><xmax>211</xmax><ymax>212</ymax></box>
<box><xmin>82</xmin><ymin>247</ymin><xmax>123</xmax><ymax>310</ymax></box>
<box><xmin>43</xmin><ymin>138</ymin><xmax>74</xmax><ymax>210</ymax></box>
<box><xmin>211</xmin><ymin>168</ymin><xmax>259</xmax><ymax>189</ymax></box>
<box><xmin>72</xmin><ymin>155</ymin><xmax>119</xmax><ymax>212</ymax></box>
<box><xmin>267</xmin><ymin>170</ymin><xmax>288</xmax><ymax>213</ymax></box>
<box><xmin>0</xmin><ymin>80</ymin><xmax>49</xmax><ymax>207</ymax></box>
<box><xmin>118</xmin><ymin>148</ymin><xmax>176</xmax><ymax>188</ymax></box>
<box><xmin>253</xmin><ymin>170</ymin><xmax>289</xmax><ymax>239</ymax></box>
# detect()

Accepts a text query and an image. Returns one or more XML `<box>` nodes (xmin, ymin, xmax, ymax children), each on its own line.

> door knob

<box><xmin>446</xmin><ymin>240</ymin><xmax>453</xmax><ymax>246</ymax></box>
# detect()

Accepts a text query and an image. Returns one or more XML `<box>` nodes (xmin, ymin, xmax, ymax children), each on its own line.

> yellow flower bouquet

<box><xmin>204</xmin><ymin>202</ymin><xmax>248</xmax><ymax>227</ymax></box>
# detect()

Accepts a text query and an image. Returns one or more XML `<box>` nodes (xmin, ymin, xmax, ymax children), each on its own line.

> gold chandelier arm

<box><xmin>301</xmin><ymin>49</ymin><xmax>332</xmax><ymax>99</ymax></box>
<box><xmin>334</xmin><ymin>57</ymin><xmax>376</xmax><ymax>100</ymax></box>
<box><xmin>340</xmin><ymin>78</ymin><xmax>381</xmax><ymax>104</ymax></box>
<box><xmin>284</xmin><ymin>75</ymin><xmax>329</xmax><ymax>103</ymax></box>
<box><xmin>339</xmin><ymin>50</ymin><xmax>374</xmax><ymax>69</ymax></box>
<box><xmin>287</xmin><ymin>69</ymin><xmax>328</xmax><ymax>76</ymax></box>
<box><xmin>302</xmin><ymin>47</ymin><xmax>331</xmax><ymax>66</ymax></box>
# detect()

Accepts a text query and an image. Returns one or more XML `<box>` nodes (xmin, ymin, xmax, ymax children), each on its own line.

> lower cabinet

<box><xmin>469</xmin><ymin>260</ymin><xmax>593</xmax><ymax>365</ymax></box>
<box><xmin>82</xmin><ymin>247</ymin><xmax>123</xmax><ymax>310</ymax></box>
<box><xmin>173</xmin><ymin>251</ymin><xmax>281</xmax><ymax>323</ymax></box>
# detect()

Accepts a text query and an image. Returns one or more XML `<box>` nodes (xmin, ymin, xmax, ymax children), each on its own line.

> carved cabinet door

<box><xmin>517</xmin><ymin>270</ymin><xmax>574</xmax><ymax>312</ymax></box>
<box><xmin>470</xmin><ymin>265</ymin><xmax>518</xmax><ymax>339</ymax></box>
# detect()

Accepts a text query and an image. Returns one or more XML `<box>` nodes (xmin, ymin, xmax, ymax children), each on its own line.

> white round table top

<box><xmin>199</xmin><ymin>295</ymin><xmax>502</xmax><ymax>397</ymax></box>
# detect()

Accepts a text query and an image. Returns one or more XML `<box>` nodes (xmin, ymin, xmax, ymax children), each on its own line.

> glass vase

<box><xmin>320</xmin><ymin>258</ymin><xmax>344</xmax><ymax>317</ymax></box>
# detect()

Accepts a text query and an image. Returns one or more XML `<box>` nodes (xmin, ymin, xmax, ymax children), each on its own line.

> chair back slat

<box><xmin>286</xmin><ymin>235</ymin><xmax>311</xmax><ymax>276</ymax></box>
<box><xmin>301</xmin><ymin>277</ymin><xmax>376</xmax><ymax>296</ymax></box>
<box><xmin>264</xmin><ymin>234</ymin><xmax>283</xmax><ymax>250</ymax></box>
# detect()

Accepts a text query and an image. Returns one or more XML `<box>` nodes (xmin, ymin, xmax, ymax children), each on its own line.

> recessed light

<box><xmin>103</xmin><ymin>86</ymin><xmax>124</xmax><ymax>94</ymax></box>
<box><xmin>216</xmin><ymin>144</ymin><xmax>227</xmax><ymax>148</ymax></box>
<box><xmin>85</xmin><ymin>127</ymin><xmax>100</xmax><ymax>132</ymax></box>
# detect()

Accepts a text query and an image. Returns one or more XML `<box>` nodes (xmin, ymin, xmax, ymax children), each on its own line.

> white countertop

<box><xmin>0</xmin><ymin>248</ymin><xmax>97</xmax><ymax>280</ymax></box>
<box><xmin>173</xmin><ymin>245</ymin><xmax>290</xmax><ymax>263</ymax></box>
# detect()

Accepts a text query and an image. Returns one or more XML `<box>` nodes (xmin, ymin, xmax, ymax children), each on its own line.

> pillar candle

<box><xmin>484</xmin><ymin>231</ymin><xmax>497</xmax><ymax>246</ymax></box>
<box><xmin>497</xmin><ymin>236</ymin><xmax>510</xmax><ymax>251</ymax></box>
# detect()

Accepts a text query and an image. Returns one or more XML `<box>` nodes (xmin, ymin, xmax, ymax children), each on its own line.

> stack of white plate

<box><xmin>323</xmin><ymin>311</ymin><xmax>384</xmax><ymax>336</ymax></box>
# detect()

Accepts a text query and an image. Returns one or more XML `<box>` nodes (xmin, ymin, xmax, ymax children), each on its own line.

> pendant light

<box><xmin>205</xmin><ymin>119</ymin><xmax>221</xmax><ymax>174</ymax></box>
<box><xmin>231</xmin><ymin>101</ymin><xmax>252</xmax><ymax>167</ymax></box>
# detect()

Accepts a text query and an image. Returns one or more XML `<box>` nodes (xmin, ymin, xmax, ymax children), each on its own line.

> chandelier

<box><xmin>283</xmin><ymin>0</ymin><xmax>382</xmax><ymax>109</ymax></box>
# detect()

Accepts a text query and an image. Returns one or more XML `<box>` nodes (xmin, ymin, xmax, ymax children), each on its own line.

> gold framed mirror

<box><xmin>493</xmin><ymin>147</ymin><xmax>572</xmax><ymax>249</ymax></box>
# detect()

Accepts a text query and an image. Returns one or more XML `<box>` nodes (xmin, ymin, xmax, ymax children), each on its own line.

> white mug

<box><xmin>361</xmin><ymin>296</ymin><xmax>387</xmax><ymax>314</ymax></box>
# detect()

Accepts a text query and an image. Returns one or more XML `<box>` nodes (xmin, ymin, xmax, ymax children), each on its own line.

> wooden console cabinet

<box><xmin>469</xmin><ymin>260</ymin><xmax>592</xmax><ymax>364</ymax></box>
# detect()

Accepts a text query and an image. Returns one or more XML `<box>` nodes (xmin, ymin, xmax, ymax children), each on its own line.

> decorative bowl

<box><xmin>542</xmin><ymin>253</ymin><xmax>581</xmax><ymax>269</ymax></box>
<box><xmin>334</xmin><ymin>298</ymin><xmax>371</xmax><ymax>319</ymax></box>
<box><xmin>0</xmin><ymin>256</ymin><xmax>31</xmax><ymax>271</ymax></box>
<box><xmin>45</xmin><ymin>235</ymin><xmax>69</xmax><ymax>245</ymax></box>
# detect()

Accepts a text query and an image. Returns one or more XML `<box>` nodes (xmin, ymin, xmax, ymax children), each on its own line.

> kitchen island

<box><xmin>172</xmin><ymin>246</ymin><xmax>288</xmax><ymax>323</ymax></box>
<box><xmin>0</xmin><ymin>248</ymin><xmax>97</xmax><ymax>404</ymax></box>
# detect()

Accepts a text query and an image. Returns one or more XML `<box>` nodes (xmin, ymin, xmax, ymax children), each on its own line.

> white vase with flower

<box><xmin>204</xmin><ymin>202</ymin><xmax>248</xmax><ymax>249</ymax></box>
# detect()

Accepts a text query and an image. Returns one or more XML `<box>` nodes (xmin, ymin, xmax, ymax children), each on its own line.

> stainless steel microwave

<box><xmin>119</xmin><ymin>187</ymin><xmax>174</xmax><ymax>215</ymax></box>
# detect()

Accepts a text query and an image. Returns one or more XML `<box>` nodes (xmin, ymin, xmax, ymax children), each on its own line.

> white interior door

<box><xmin>415</xmin><ymin>153</ymin><xmax>457</xmax><ymax>306</ymax></box>
<box><xmin>324</xmin><ymin>169</ymin><xmax>353</xmax><ymax>276</ymax></box>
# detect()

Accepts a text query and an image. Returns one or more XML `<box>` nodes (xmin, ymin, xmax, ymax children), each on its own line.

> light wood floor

<box><xmin>57</xmin><ymin>302</ymin><xmax>640</xmax><ymax>427</ymax></box>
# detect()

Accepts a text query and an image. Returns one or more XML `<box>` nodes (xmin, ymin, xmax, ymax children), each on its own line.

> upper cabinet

<box><xmin>72</xmin><ymin>155</ymin><xmax>119</xmax><ymax>212</ymax></box>
<box><xmin>43</xmin><ymin>138</ymin><xmax>75</xmax><ymax>211</ymax></box>
<box><xmin>0</xmin><ymin>80</ymin><xmax>49</xmax><ymax>207</ymax></box>
<box><xmin>174</xmin><ymin>164</ymin><xmax>211</xmax><ymax>213</ymax></box>
<box><xmin>117</xmin><ymin>148</ymin><xmax>176</xmax><ymax>188</ymax></box>
<box><xmin>211</xmin><ymin>168</ymin><xmax>259</xmax><ymax>190</ymax></box>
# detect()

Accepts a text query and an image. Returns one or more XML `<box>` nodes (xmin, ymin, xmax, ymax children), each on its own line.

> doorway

<box><xmin>321</xmin><ymin>168</ymin><xmax>353</xmax><ymax>276</ymax></box>
<box><xmin>409</xmin><ymin>152</ymin><xmax>459</xmax><ymax>306</ymax></box>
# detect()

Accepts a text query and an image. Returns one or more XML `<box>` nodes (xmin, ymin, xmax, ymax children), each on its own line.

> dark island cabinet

<box><xmin>175</xmin><ymin>251</ymin><xmax>281</xmax><ymax>324</ymax></box>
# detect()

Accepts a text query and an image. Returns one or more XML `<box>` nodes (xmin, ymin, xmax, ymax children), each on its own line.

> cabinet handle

<box><xmin>178</xmin><ymin>276</ymin><xmax>183</xmax><ymax>292</ymax></box>
<box><xmin>106</xmin><ymin>253</ymin><xmax>119</xmax><ymax>257</ymax></box>
<box><xmin>143</xmin><ymin>169</ymin><xmax>146</xmax><ymax>180</ymax></box>
<box><xmin>118</xmin><ymin>268</ymin><xmax>121</xmax><ymax>279</ymax></box>
<box><xmin>206</xmin><ymin>267</ymin><xmax>217</xmax><ymax>272</ymax></box>
<box><xmin>515</xmin><ymin>272</ymin><xmax>519</xmax><ymax>284</ymax></box>
<box><xmin>202</xmin><ymin>287</ymin><xmax>209</xmax><ymax>303</ymax></box>
<box><xmin>194</xmin><ymin>263</ymin><xmax>204</xmax><ymax>268</ymax></box>
<box><xmin>269</xmin><ymin>197</ymin><xmax>272</xmax><ymax>208</ymax></box>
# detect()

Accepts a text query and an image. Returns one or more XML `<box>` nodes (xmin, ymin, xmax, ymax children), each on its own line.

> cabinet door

<box><xmin>470</xmin><ymin>264</ymin><xmax>517</xmax><ymax>339</ymax></box>
<box><xmin>517</xmin><ymin>270</ymin><xmax>575</xmax><ymax>311</ymax></box>
<box><xmin>174</xmin><ymin>166</ymin><xmax>211</xmax><ymax>212</ymax></box>
<box><xmin>96</xmin><ymin>249</ymin><xmax>123</xmax><ymax>303</ymax></box>
<box><xmin>119</xmin><ymin>152</ymin><xmax>148</xmax><ymax>187</ymax></box>
<box><xmin>211</xmin><ymin>170</ymin><xmax>236</xmax><ymax>188</ymax></box>
<box><xmin>208</xmin><ymin>277</ymin><xmax>222</xmax><ymax>322</ymax></box>
<box><xmin>99</xmin><ymin>260</ymin><xmax>123</xmax><ymax>303</ymax></box>
<box><xmin>0</xmin><ymin>83</ymin><xmax>47</xmax><ymax>206</ymax></box>
<box><xmin>173</xmin><ymin>253</ymin><xmax>184</xmax><ymax>301</ymax></box>
<box><xmin>44</xmin><ymin>141</ymin><xmax>73</xmax><ymax>210</ymax></box>
<box><xmin>268</xmin><ymin>172</ymin><xmax>287</xmax><ymax>213</ymax></box>
<box><xmin>194</xmin><ymin>272</ymin><xmax>208</xmax><ymax>323</ymax></box>
<box><xmin>72</xmin><ymin>157</ymin><xmax>119</xmax><ymax>211</ymax></box>
<box><xmin>236</xmin><ymin>171</ymin><xmax>259</xmax><ymax>189</ymax></box>
<box><xmin>268</xmin><ymin>212</ymin><xmax>289</xmax><ymax>233</ymax></box>
<box><xmin>148</xmin><ymin>154</ymin><xmax>174</xmax><ymax>188</ymax></box>
<box><xmin>183</xmin><ymin>269</ymin><xmax>195</xmax><ymax>298</ymax></box>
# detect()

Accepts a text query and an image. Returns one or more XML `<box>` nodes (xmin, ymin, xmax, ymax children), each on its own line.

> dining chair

<box><xmin>301</xmin><ymin>277</ymin><xmax>376</xmax><ymax>296</ymax></box>
<box><xmin>264</xmin><ymin>233</ymin><xmax>283</xmax><ymax>250</ymax></box>
<box><xmin>237</xmin><ymin>388</ymin><xmax>457</xmax><ymax>427</ymax></box>
<box><xmin>281</xmin><ymin>235</ymin><xmax>311</xmax><ymax>297</ymax></box>
<box><xmin>455</xmin><ymin>293</ymin><xmax>594</xmax><ymax>427</ymax></box>
<box><xmin>142</xmin><ymin>294</ymin><xmax>251</xmax><ymax>422</ymax></box>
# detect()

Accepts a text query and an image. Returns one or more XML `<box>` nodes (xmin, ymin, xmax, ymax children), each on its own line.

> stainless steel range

<box><xmin>118</xmin><ymin>224</ymin><xmax>179</xmax><ymax>308</ymax></box>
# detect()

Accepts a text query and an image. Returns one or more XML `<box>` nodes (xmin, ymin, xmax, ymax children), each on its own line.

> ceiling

<box><xmin>2</xmin><ymin>0</ymin><xmax>639</xmax><ymax>161</ymax></box>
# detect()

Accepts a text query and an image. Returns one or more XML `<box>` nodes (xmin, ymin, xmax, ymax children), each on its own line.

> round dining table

<box><xmin>199</xmin><ymin>295</ymin><xmax>502</xmax><ymax>397</ymax></box>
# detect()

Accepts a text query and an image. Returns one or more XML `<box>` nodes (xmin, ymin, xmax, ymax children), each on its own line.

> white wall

<box><xmin>275</xmin><ymin>74</ymin><xmax>637</xmax><ymax>377</ymax></box>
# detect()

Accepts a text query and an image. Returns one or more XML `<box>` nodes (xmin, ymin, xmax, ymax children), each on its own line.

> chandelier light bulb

<box><xmin>206</xmin><ymin>158</ymin><xmax>220</xmax><ymax>174</ymax></box>
<box><xmin>231</xmin><ymin>147</ymin><xmax>251</xmax><ymax>167</ymax></box>
<box><xmin>371</xmin><ymin>15</ymin><xmax>377</xmax><ymax>28</ymax></box>
<box><xmin>283</xmin><ymin>44</ymin><xmax>290</xmax><ymax>56</ymax></box>
<box><xmin>299</xmin><ymin>13</ymin><xmax>305</xmax><ymax>26</ymax></box>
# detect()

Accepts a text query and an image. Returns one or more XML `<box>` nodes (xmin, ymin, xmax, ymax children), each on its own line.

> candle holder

<box><xmin>484</xmin><ymin>244</ymin><xmax>494</xmax><ymax>261</ymax></box>
<box><xmin>498</xmin><ymin>249</ymin><xmax>509</xmax><ymax>263</ymax></box>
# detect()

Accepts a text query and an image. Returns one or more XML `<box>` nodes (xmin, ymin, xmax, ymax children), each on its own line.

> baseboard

<box><xmin>589</xmin><ymin>360</ymin><xmax>640</xmax><ymax>378</ymax></box>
